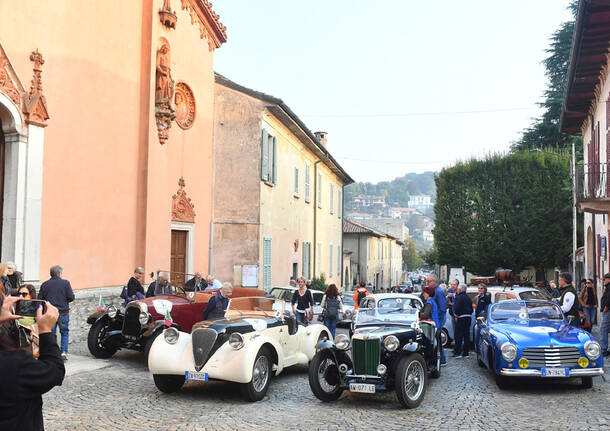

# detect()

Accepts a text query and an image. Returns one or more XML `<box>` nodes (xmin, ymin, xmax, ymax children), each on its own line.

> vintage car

<box><xmin>474</xmin><ymin>300</ymin><xmax>604</xmax><ymax>389</ymax></box>
<box><xmin>442</xmin><ymin>285</ymin><xmax>551</xmax><ymax>347</ymax></box>
<box><xmin>351</xmin><ymin>293</ymin><xmax>423</xmax><ymax>334</ymax></box>
<box><xmin>308</xmin><ymin>295</ymin><xmax>441</xmax><ymax>409</ymax></box>
<box><xmin>86</xmin><ymin>286</ymin><xmax>264</xmax><ymax>360</ymax></box>
<box><xmin>147</xmin><ymin>296</ymin><xmax>331</xmax><ymax>401</ymax></box>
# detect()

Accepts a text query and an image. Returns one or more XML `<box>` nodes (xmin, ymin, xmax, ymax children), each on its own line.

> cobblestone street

<box><xmin>43</xmin><ymin>337</ymin><xmax>610</xmax><ymax>431</ymax></box>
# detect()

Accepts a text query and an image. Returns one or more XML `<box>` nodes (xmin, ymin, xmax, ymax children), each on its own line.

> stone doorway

<box><xmin>170</xmin><ymin>229</ymin><xmax>187</xmax><ymax>287</ymax></box>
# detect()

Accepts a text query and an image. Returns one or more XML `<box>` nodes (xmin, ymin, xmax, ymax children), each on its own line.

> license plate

<box><xmin>349</xmin><ymin>383</ymin><xmax>375</xmax><ymax>393</ymax></box>
<box><xmin>185</xmin><ymin>371</ymin><xmax>208</xmax><ymax>381</ymax></box>
<box><xmin>541</xmin><ymin>368</ymin><xmax>568</xmax><ymax>377</ymax></box>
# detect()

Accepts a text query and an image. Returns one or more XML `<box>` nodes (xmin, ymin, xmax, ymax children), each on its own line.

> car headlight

<box><xmin>139</xmin><ymin>312</ymin><xmax>149</xmax><ymax>325</ymax></box>
<box><xmin>335</xmin><ymin>334</ymin><xmax>350</xmax><ymax>350</ymax></box>
<box><xmin>228</xmin><ymin>332</ymin><xmax>244</xmax><ymax>350</ymax></box>
<box><xmin>500</xmin><ymin>342</ymin><xmax>518</xmax><ymax>362</ymax></box>
<box><xmin>383</xmin><ymin>335</ymin><xmax>400</xmax><ymax>352</ymax></box>
<box><xmin>584</xmin><ymin>340</ymin><xmax>601</xmax><ymax>360</ymax></box>
<box><xmin>107</xmin><ymin>305</ymin><xmax>117</xmax><ymax>319</ymax></box>
<box><xmin>138</xmin><ymin>302</ymin><xmax>148</xmax><ymax>313</ymax></box>
<box><xmin>164</xmin><ymin>327</ymin><xmax>179</xmax><ymax>344</ymax></box>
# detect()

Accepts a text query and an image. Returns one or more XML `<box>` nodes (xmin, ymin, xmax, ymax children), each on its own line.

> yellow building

<box><xmin>212</xmin><ymin>74</ymin><xmax>353</xmax><ymax>289</ymax></box>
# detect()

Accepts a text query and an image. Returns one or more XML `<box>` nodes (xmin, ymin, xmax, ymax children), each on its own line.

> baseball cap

<box><xmin>603</xmin><ymin>273</ymin><xmax>610</xmax><ymax>280</ymax></box>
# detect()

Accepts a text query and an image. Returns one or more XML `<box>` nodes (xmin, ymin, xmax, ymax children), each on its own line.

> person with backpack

<box><xmin>353</xmin><ymin>282</ymin><xmax>370</xmax><ymax>310</ymax></box>
<box><xmin>320</xmin><ymin>284</ymin><xmax>343</xmax><ymax>337</ymax></box>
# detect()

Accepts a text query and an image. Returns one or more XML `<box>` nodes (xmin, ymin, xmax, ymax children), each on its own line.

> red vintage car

<box><xmin>86</xmin><ymin>286</ymin><xmax>266</xmax><ymax>360</ymax></box>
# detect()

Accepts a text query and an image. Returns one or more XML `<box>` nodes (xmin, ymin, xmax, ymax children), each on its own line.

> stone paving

<box><xmin>42</xmin><ymin>336</ymin><xmax>610</xmax><ymax>431</ymax></box>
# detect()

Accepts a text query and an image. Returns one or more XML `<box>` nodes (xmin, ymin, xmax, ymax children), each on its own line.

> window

<box><xmin>305</xmin><ymin>162</ymin><xmax>311</xmax><ymax>203</ymax></box>
<box><xmin>329</xmin><ymin>244</ymin><xmax>333</xmax><ymax>276</ymax></box>
<box><xmin>329</xmin><ymin>184</ymin><xmax>334</xmax><ymax>214</ymax></box>
<box><xmin>317</xmin><ymin>173</ymin><xmax>322</xmax><ymax>208</ymax></box>
<box><xmin>261</xmin><ymin>129</ymin><xmax>277</xmax><ymax>185</ymax></box>
<box><xmin>337</xmin><ymin>190</ymin><xmax>342</xmax><ymax>218</ymax></box>
<box><xmin>263</xmin><ymin>237</ymin><xmax>272</xmax><ymax>290</ymax></box>
<box><xmin>293</xmin><ymin>166</ymin><xmax>299</xmax><ymax>197</ymax></box>
<box><xmin>337</xmin><ymin>245</ymin><xmax>341</xmax><ymax>276</ymax></box>
<box><xmin>302</xmin><ymin>242</ymin><xmax>311</xmax><ymax>279</ymax></box>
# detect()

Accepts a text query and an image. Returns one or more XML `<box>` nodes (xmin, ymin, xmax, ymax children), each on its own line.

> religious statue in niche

<box><xmin>155</xmin><ymin>41</ymin><xmax>175</xmax><ymax>144</ymax></box>
<box><xmin>159</xmin><ymin>0</ymin><xmax>177</xmax><ymax>29</ymax></box>
<box><xmin>174</xmin><ymin>82</ymin><xmax>196</xmax><ymax>130</ymax></box>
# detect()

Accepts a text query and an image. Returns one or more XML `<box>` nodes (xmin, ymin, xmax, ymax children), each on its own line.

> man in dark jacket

<box><xmin>553</xmin><ymin>272</ymin><xmax>579</xmax><ymax>327</ymax></box>
<box><xmin>600</xmin><ymin>273</ymin><xmax>610</xmax><ymax>357</ymax></box>
<box><xmin>38</xmin><ymin>265</ymin><xmax>74</xmax><ymax>360</ymax></box>
<box><xmin>453</xmin><ymin>283</ymin><xmax>473</xmax><ymax>358</ymax></box>
<box><xmin>0</xmin><ymin>295</ymin><xmax>66</xmax><ymax>431</ymax></box>
<box><xmin>185</xmin><ymin>271</ymin><xmax>207</xmax><ymax>291</ymax></box>
<box><xmin>475</xmin><ymin>283</ymin><xmax>492</xmax><ymax>319</ymax></box>
<box><xmin>203</xmin><ymin>282</ymin><xmax>233</xmax><ymax>320</ymax></box>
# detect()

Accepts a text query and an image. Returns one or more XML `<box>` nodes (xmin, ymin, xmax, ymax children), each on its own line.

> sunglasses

<box><xmin>18</xmin><ymin>292</ymin><xmax>29</xmax><ymax>297</ymax></box>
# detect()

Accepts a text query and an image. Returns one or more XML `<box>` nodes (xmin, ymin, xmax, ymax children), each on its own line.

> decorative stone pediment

<box><xmin>0</xmin><ymin>43</ymin><xmax>26</xmax><ymax>110</ymax></box>
<box><xmin>180</xmin><ymin>0</ymin><xmax>227</xmax><ymax>51</ymax></box>
<box><xmin>172</xmin><ymin>176</ymin><xmax>196</xmax><ymax>222</ymax></box>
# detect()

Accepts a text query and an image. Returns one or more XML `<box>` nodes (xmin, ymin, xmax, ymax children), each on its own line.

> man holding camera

<box><xmin>38</xmin><ymin>265</ymin><xmax>74</xmax><ymax>360</ymax></box>
<box><xmin>0</xmin><ymin>295</ymin><xmax>66</xmax><ymax>431</ymax></box>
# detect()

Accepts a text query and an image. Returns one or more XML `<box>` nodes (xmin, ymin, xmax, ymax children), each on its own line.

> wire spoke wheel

<box><xmin>404</xmin><ymin>360</ymin><xmax>425</xmax><ymax>401</ymax></box>
<box><xmin>252</xmin><ymin>355</ymin><xmax>270</xmax><ymax>393</ymax></box>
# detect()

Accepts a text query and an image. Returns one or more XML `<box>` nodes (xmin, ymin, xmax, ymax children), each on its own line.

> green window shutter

<box><xmin>337</xmin><ymin>245</ymin><xmax>341</xmax><ymax>276</ymax></box>
<box><xmin>263</xmin><ymin>237</ymin><xmax>272</xmax><ymax>290</ymax></box>
<box><xmin>272</xmin><ymin>136</ymin><xmax>278</xmax><ymax>185</ymax></box>
<box><xmin>261</xmin><ymin>129</ymin><xmax>269</xmax><ymax>181</ymax></box>
<box><xmin>329</xmin><ymin>244</ymin><xmax>333</xmax><ymax>277</ymax></box>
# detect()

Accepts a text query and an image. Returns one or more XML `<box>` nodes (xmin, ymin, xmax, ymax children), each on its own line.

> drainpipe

<box><xmin>313</xmin><ymin>155</ymin><xmax>329</xmax><ymax>279</ymax></box>
<box><xmin>341</xmin><ymin>184</ymin><xmax>345</xmax><ymax>289</ymax></box>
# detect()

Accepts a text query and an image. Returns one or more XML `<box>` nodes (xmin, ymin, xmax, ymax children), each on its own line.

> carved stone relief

<box><xmin>159</xmin><ymin>0</ymin><xmax>177</xmax><ymax>29</ymax></box>
<box><xmin>172</xmin><ymin>176</ymin><xmax>196</xmax><ymax>222</ymax></box>
<box><xmin>155</xmin><ymin>40</ymin><xmax>175</xmax><ymax>144</ymax></box>
<box><xmin>24</xmin><ymin>50</ymin><xmax>49</xmax><ymax>127</ymax></box>
<box><xmin>174</xmin><ymin>82</ymin><xmax>195</xmax><ymax>129</ymax></box>
<box><xmin>0</xmin><ymin>45</ymin><xmax>25</xmax><ymax>108</ymax></box>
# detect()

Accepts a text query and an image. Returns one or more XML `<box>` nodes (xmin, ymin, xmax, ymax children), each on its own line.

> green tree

<box><xmin>310</xmin><ymin>274</ymin><xmax>327</xmax><ymax>292</ymax></box>
<box><xmin>434</xmin><ymin>151</ymin><xmax>571</xmax><ymax>275</ymax></box>
<box><xmin>419</xmin><ymin>247</ymin><xmax>438</xmax><ymax>268</ymax></box>
<box><xmin>512</xmin><ymin>1</ymin><xmax>582</xmax><ymax>155</ymax></box>
<box><xmin>402</xmin><ymin>239</ymin><xmax>420</xmax><ymax>270</ymax></box>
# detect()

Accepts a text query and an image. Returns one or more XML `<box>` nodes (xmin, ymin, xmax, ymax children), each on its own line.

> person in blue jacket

<box><xmin>421</xmin><ymin>285</ymin><xmax>439</xmax><ymax>327</ymax></box>
<box><xmin>426</xmin><ymin>274</ymin><xmax>447</xmax><ymax>365</ymax></box>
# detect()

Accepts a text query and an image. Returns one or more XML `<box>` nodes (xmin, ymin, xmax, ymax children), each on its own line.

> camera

<box><xmin>14</xmin><ymin>299</ymin><xmax>47</xmax><ymax>317</ymax></box>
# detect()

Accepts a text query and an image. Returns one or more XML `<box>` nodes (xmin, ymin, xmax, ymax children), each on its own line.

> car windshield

<box><xmin>269</xmin><ymin>288</ymin><xmax>293</xmax><ymax>302</ymax></box>
<box><xmin>355</xmin><ymin>300</ymin><xmax>419</xmax><ymax>326</ymax></box>
<box><xmin>153</xmin><ymin>284</ymin><xmax>186</xmax><ymax>298</ymax></box>
<box><xmin>226</xmin><ymin>297</ymin><xmax>284</xmax><ymax>319</ymax></box>
<box><xmin>341</xmin><ymin>295</ymin><xmax>355</xmax><ymax>306</ymax></box>
<box><xmin>518</xmin><ymin>290</ymin><xmax>547</xmax><ymax>301</ymax></box>
<box><xmin>490</xmin><ymin>301</ymin><xmax>563</xmax><ymax>322</ymax></box>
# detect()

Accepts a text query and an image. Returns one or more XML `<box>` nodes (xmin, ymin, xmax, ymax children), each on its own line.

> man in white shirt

<box><xmin>552</xmin><ymin>272</ymin><xmax>579</xmax><ymax>327</ymax></box>
<box><xmin>204</xmin><ymin>274</ymin><xmax>223</xmax><ymax>290</ymax></box>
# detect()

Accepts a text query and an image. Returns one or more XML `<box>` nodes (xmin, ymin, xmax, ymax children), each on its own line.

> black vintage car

<box><xmin>308</xmin><ymin>295</ymin><xmax>441</xmax><ymax>408</ymax></box>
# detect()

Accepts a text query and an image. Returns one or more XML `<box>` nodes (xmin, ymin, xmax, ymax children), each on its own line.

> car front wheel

<box><xmin>153</xmin><ymin>374</ymin><xmax>185</xmax><ymax>393</ymax></box>
<box><xmin>440</xmin><ymin>328</ymin><xmax>451</xmax><ymax>348</ymax></box>
<box><xmin>308</xmin><ymin>350</ymin><xmax>344</xmax><ymax>402</ymax></box>
<box><xmin>395</xmin><ymin>353</ymin><xmax>428</xmax><ymax>408</ymax></box>
<box><xmin>87</xmin><ymin>321</ymin><xmax>118</xmax><ymax>359</ymax></box>
<box><xmin>241</xmin><ymin>348</ymin><xmax>272</xmax><ymax>401</ymax></box>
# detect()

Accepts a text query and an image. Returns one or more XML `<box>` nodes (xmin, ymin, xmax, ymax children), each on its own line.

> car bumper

<box><xmin>500</xmin><ymin>368</ymin><xmax>604</xmax><ymax>377</ymax></box>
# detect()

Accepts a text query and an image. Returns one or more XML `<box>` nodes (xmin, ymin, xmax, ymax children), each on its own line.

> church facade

<box><xmin>0</xmin><ymin>0</ymin><xmax>226</xmax><ymax>288</ymax></box>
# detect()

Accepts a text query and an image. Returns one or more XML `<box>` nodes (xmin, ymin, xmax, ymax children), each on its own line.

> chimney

<box><xmin>314</xmin><ymin>131</ymin><xmax>327</xmax><ymax>148</ymax></box>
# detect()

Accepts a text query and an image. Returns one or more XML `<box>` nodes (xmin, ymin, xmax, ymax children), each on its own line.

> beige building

<box><xmin>343</xmin><ymin>219</ymin><xmax>403</xmax><ymax>290</ymax></box>
<box><xmin>212</xmin><ymin>74</ymin><xmax>353</xmax><ymax>290</ymax></box>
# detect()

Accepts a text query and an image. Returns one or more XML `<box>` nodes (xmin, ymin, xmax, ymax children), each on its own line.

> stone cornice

<box><xmin>180</xmin><ymin>0</ymin><xmax>227</xmax><ymax>51</ymax></box>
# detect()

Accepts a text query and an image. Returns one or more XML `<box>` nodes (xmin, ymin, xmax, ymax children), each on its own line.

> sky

<box><xmin>213</xmin><ymin>0</ymin><xmax>574</xmax><ymax>184</ymax></box>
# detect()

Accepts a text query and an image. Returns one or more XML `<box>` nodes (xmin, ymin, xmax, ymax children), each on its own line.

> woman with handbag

<box><xmin>320</xmin><ymin>284</ymin><xmax>343</xmax><ymax>337</ymax></box>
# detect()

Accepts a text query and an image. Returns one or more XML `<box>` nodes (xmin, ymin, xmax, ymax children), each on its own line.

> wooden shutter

<box><xmin>337</xmin><ymin>245</ymin><xmax>341</xmax><ymax>276</ymax></box>
<box><xmin>261</xmin><ymin>129</ymin><xmax>269</xmax><ymax>181</ymax></box>
<box><xmin>302</xmin><ymin>242</ymin><xmax>309</xmax><ymax>279</ymax></box>
<box><xmin>272</xmin><ymin>136</ymin><xmax>277</xmax><ymax>185</ymax></box>
<box><xmin>317</xmin><ymin>173</ymin><xmax>322</xmax><ymax>207</ymax></box>
<box><xmin>337</xmin><ymin>190</ymin><xmax>342</xmax><ymax>218</ymax></box>
<box><xmin>305</xmin><ymin>163</ymin><xmax>310</xmax><ymax>202</ymax></box>
<box><xmin>329</xmin><ymin>244</ymin><xmax>333</xmax><ymax>276</ymax></box>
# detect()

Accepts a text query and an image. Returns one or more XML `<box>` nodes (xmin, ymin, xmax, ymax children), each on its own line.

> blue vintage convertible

<box><xmin>473</xmin><ymin>300</ymin><xmax>604</xmax><ymax>389</ymax></box>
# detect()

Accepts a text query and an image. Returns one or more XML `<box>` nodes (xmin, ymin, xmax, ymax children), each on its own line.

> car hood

<box><xmin>492</xmin><ymin>320</ymin><xmax>591</xmax><ymax>347</ymax></box>
<box><xmin>193</xmin><ymin>316</ymin><xmax>283</xmax><ymax>334</ymax></box>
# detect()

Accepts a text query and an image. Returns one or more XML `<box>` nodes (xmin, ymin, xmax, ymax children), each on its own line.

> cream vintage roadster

<box><xmin>147</xmin><ymin>296</ymin><xmax>331</xmax><ymax>401</ymax></box>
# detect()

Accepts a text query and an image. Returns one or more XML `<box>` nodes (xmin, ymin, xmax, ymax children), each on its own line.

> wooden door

<box><xmin>170</xmin><ymin>230</ymin><xmax>187</xmax><ymax>287</ymax></box>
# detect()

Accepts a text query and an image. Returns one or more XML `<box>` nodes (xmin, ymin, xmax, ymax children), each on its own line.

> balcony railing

<box><xmin>575</xmin><ymin>163</ymin><xmax>609</xmax><ymax>203</ymax></box>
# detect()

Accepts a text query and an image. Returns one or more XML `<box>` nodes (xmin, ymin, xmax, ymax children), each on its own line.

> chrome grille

<box><xmin>522</xmin><ymin>347</ymin><xmax>581</xmax><ymax>367</ymax></box>
<box><xmin>122</xmin><ymin>306</ymin><xmax>141</xmax><ymax>337</ymax></box>
<box><xmin>192</xmin><ymin>328</ymin><xmax>218</xmax><ymax>371</ymax></box>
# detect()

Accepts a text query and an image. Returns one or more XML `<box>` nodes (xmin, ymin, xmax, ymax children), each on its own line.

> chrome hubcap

<box><xmin>405</xmin><ymin>360</ymin><xmax>425</xmax><ymax>401</ymax></box>
<box><xmin>252</xmin><ymin>355</ymin><xmax>269</xmax><ymax>393</ymax></box>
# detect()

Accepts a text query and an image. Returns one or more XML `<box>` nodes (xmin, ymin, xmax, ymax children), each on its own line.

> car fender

<box><xmin>148</xmin><ymin>329</ymin><xmax>195</xmax><ymax>373</ymax></box>
<box><xmin>316</xmin><ymin>339</ymin><xmax>335</xmax><ymax>352</ymax></box>
<box><xmin>299</xmin><ymin>324</ymin><xmax>331</xmax><ymax>361</ymax></box>
<box><xmin>403</xmin><ymin>341</ymin><xmax>419</xmax><ymax>352</ymax></box>
<box><xmin>204</xmin><ymin>333</ymin><xmax>284</xmax><ymax>383</ymax></box>
<box><xmin>87</xmin><ymin>310</ymin><xmax>110</xmax><ymax>325</ymax></box>
<box><xmin>143</xmin><ymin>321</ymin><xmax>182</xmax><ymax>338</ymax></box>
